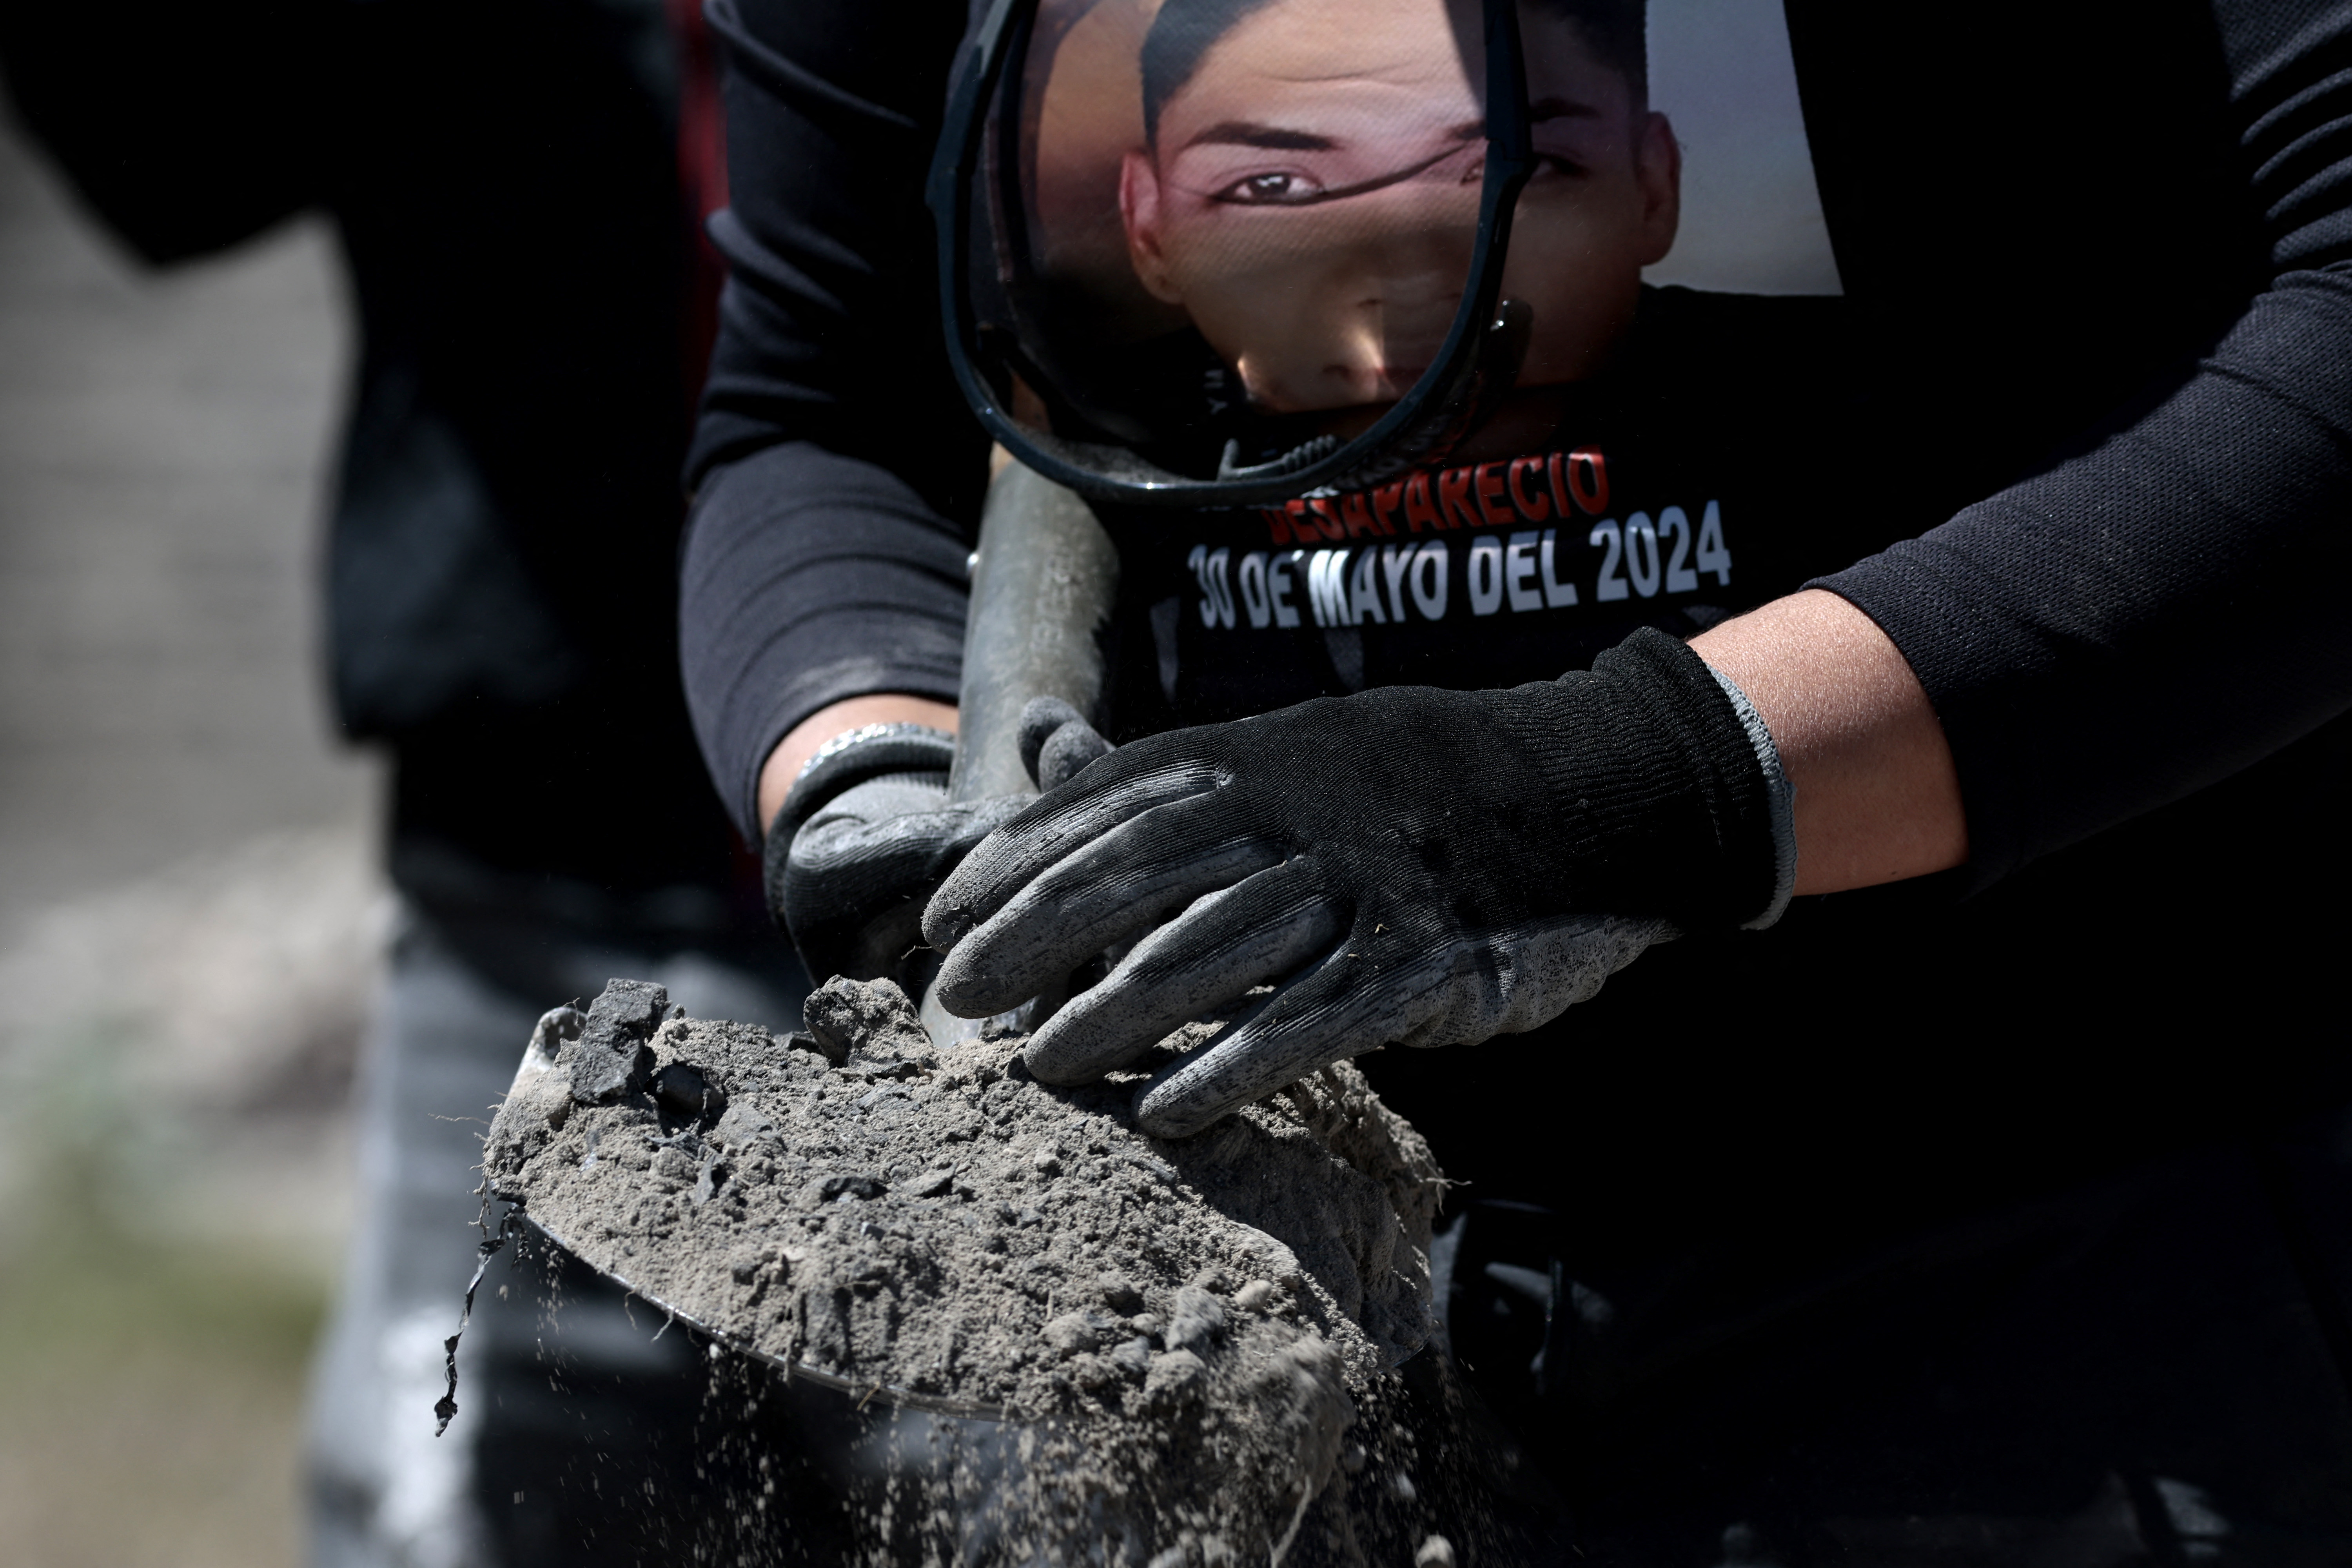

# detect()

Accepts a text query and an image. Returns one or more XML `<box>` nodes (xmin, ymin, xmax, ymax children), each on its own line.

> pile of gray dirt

<box><xmin>479</xmin><ymin>974</ymin><xmax>1494</xmax><ymax>1563</ymax></box>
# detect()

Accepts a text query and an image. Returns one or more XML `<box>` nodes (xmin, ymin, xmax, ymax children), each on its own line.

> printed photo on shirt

<box><xmin>1001</xmin><ymin>0</ymin><xmax>1834</xmax><ymax>436</ymax></box>
<box><xmin>970</xmin><ymin>0</ymin><xmax>1862</xmax><ymax>718</ymax></box>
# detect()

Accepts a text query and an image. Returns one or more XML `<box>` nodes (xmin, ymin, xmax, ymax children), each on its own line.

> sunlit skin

<box><xmin>1119</xmin><ymin>0</ymin><xmax>1679</xmax><ymax>415</ymax></box>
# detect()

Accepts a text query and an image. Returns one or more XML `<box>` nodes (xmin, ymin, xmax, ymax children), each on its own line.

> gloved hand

<box><xmin>768</xmin><ymin>700</ymin><xmax>1112</xmax><ymax>986</ymax></box>
<box><xmin>922</xmin><ymin>628</ymin><xmax>1795</xmax><ymax>1136</ymax></box>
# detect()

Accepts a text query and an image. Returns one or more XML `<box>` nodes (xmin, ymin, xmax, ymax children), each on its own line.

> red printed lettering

<box><xmin>1474</xmin><ymin>463</ymin><xmax>1513</xmax><ymax>527</ymax></box>
<box><xmin>1372</xmin><ymin>482</ymin><xmax>1405</xmax><ymax>535</ymax></box>
<box><xmin>1507</xmin><ymin>457</ymin><xmax>1552</xmax><ymax>522</ymax></box>
<box><xmin>1264</xmin><ymin>507</ymin><xmax>1294</xmax><ymax>545</ymax></box>
<box><xmin>1403</xmin><ymin>473</ymin><xmax>1442</xmax><ymax>532</ymax></box>
<box><xmin>1437</xmin><ymin>468</ymin><xmax>1479</xmax><ymax>529</ymax></box>
<box><xmin>1306</xmin><ymin>497</ymin><xmax>1345</xmax><ymax>541</ymax></box>
<box><xmin>1339</xmin><ymin>492</ymin><xmax>1379</xmax><ymax>539</ymax></box>
<box><xmin>1566</xmin><ymin>448</ymin><xmax>1609</xmax><ymax>516</ymax></box>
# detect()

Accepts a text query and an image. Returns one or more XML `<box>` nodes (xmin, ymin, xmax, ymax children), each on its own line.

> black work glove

<box><xmin>767</xmin><ymin>702</ymin><xmax>1111</xmax><ymax>986</ymax></box>
<box><xmin>922</xmin><ymin>628</ymin><xmax>1794</xmax><ymax>1136</ymax></box>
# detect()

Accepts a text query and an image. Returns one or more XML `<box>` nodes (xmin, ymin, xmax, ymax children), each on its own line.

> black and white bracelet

<box><xmin>768</xmin><ymin>722</ymin><xmax>960</xmax><ymax>842</ymax></box>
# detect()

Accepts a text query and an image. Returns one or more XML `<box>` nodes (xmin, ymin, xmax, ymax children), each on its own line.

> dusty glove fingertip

<box><xmin>1018</xmin><ymin>1032</ymin><xmax>1100</xmax><ymax>1088</ymax></box>
<box><xmin>928</xmin><ymin>947</ymin><xmax>1011</xmax><ymax>1019</ymax></box>
<box><xmin>1038</xmin><ymin>722</ymin><xmax>1112</xmax><ymax>791</ymax></box>
<box><xmin>920</xmin><ymin>881</ymin><xmax>978</xmax><ymax>949</ymax></box>
<box><xmin>1017</xmin><ymin>697</ymin><xmax>1089</xmax><ymax>783</ymax></box>
<box><xmin>1022</xmin><ymin>996</ymin><xmax>1165</xmax><ymax>1085</ymax></box>
<box><xmin>1132</xmin><ymin>1079</ymin><xmax>1219</xmax><ymax>1140</ymax></box>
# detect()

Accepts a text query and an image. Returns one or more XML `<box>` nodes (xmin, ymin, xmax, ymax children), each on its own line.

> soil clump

<box><xmin>483</xmin><ymin>976</ymin><xmax>1474</xmax><ymax>1562</ymax></box>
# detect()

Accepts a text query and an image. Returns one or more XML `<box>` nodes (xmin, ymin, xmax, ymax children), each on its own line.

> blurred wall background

<box><xmin>0</xmin><ymin>94</ymin><xmax>384</xmax><ymax>1568</ymax></box>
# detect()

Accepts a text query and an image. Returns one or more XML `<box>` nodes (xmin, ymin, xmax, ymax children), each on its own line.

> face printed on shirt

<box><xmin>1116</xmin><ymin>0</ymin><xmax>1680</xmax><ymax>416</ymax></box>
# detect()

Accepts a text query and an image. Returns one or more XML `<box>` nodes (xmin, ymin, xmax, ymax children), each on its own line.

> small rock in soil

<box><xmin>567</xmin><ymin>979</ymin><xmax>666</xmax><ymax>1104</ymax></box>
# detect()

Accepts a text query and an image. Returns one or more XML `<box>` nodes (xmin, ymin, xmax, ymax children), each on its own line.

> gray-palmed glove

<box><xmin>768</xmin><ymin>702</ymin><xmax>1111</xmax><ymax>986</ymax></box>
<box><xmin>922</xmin><ymin>629</ymin><xmax>1796</xmax><ymax>1137</ymax></box>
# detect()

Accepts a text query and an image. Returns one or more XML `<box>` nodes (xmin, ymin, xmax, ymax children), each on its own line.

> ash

<box><xmin>482</xmin><ymin>975</ymin><xmax>1498</xmax><ymax>1563</ymax></box>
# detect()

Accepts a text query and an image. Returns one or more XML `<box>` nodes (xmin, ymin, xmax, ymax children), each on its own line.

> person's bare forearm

<box><xmin>756</xmin><ymin>695</ymin><xmax>960</xmax><ymax>838</ymax></box>
<box><xmin>1692</xmin><ymin>590</ymin><xmax>1967</xmax><ymax>895</ymax></box>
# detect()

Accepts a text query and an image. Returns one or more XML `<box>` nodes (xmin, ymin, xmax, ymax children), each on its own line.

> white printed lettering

<box><xmin>1625</xmin><ymin>514</ymin><xmax>1662</xmax><ymax>599</ymax></box>
<box><xmin>1505</xmin><ymin>531</ymin><xmax>1543</xmax><ymax>613</ymax></box>
<box><xmin>1190</xmin><ymin>545</ymin><xmax>1237</xmax><ymax>629</ymax></box>
<box><xmin>1539</xmin><ymin>528</ymin><xmax>1578</xmax><ymax>607</ymax></box>
<box><xmin>1695</xmin><ymin>500</ymin><xmax>1732</xmax><ymax>586</ymax></box>
<box><xmin>1308</xmin><ymin>549</ymin><xmax>1352</xmax><ymax>627</ymax></box>
<box><xmin>1348</xmin><ymin>548</ymin><xmax>1388</xmax><ymax>624</ymax></box>
<box><xmin>1468</xmin><ymin>538</ymin><xmax>1504</xmax><ymax>616</ymax></box>
<box><xmin>1409</xmin><ymin>540</ymin><xmax>1448</xmax><ymax>619</ymax></box>
<box><xmin>1269</xmin><ymin>551</ymin><xmax>1303</xmax><ymax>628</ymax></box>
<box><xmin>1380</xmin><ymin>544</ymin><xmax>1414</xmax><ymax>623</ymax></box>
<box><xmin>1236</xmin><ymin>551</ymin><xmax>1272</xmax><ymax>628</ymax></box>
<box><xmin>1591</xmin><ymin>520</ymin><xmax>1628</xmax><ymax>601</ymax></box>
<box><xmin>1209</xmin><ymin>495</ymin><xmax>1722</xmax><ymax>646</ymax></box>
<box><xmin>1659</xmin><ymin>510</ymin><xmax>1697</xmax><ymax>595</ymax></box>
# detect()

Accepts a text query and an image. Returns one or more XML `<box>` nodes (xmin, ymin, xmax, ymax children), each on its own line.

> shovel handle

<box><xmin>920</xmin><ymin>457</ymin><xmax>1120</xmax><ymax>1046</ymax></box>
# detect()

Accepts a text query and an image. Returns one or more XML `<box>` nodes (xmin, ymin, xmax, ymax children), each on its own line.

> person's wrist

<box><xmin>771</xmin><ymin>724</ymin><xmax>958</xmax><ymax>840</ymax></box>
<box><xmin>1702</xmin><ymin>663</ymin><xmax>1798</xmax><ymax>930</ymax></box>
<box><xmin>761</xmin><ymin>724</ymin><xmax>959</xmax><ymax>942</ymax></box>
<box><xmin>756</xmin><ymin>694</ymin><xmax>960</xmax><ymax>838</ymax></box>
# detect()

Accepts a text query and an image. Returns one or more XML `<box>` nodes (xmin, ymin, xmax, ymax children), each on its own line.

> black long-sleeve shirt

<box><xmin>682</xmin><ymin>0</ymin><xmax>2352</xmax><ymax>872</ymax></box>
<box><xmin>1798</xmin><ymin>1</ymin><xmax>2352</xmax><ymax>888</ymax></box>
<box><xmin>3</xmin><ymin>0</ymin><xmax>758</xmax><ymax>901</ymax></box>
<box><xmin>684</xmin><ymin>0</ymin><xmax>2352</xmax><ymax>1250</ymax></box>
